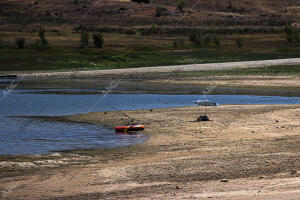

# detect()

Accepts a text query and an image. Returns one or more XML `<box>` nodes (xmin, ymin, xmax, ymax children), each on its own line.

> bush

<box><xmin>0</xmin><ymin>40</ymin><xmax>11</xmax><ymax>49</ymax></box>
<box><xmin>177</xmin><ymin>0</ymin><xmax>187</xmax><ymax>14</ymax></box>
<box><xmin>15</xmin><ymin>37</ymin><xmax>26</xmax><ymax>49</ymax></box>
<box><xmin>285</xmin><ymin>24</ymin><xmax>294</xmax><ymax>43</ymax></box>
<box><xmin>235</xmin><ymin>36</ymin><xmax>244</xmax><ymax>48</ymax></box>
<box><xmin>39</xmin><ymin>28</ymin><xmax>48</xmax><ymax>46</ymax></box>
<box><xmin>80</xmin><ymin>30</ymin><xmax>89</xmax><ymax>48</ymax></box>
<box><xmin>131</xmin><ymin>0</ymin><xmax>150</xmax><ymax>3</ymax></box>
<box><xmin>284</xmin><ymin>23</ymin><xmax>300</xmax><ymax>43</ymax></box>
<box><xmin>173</xmin><ymin>39</ymin><xmax>184</xmax><ymax>48</ymax></box>
<box><xmin>294</xmin><ymin>30</ymin><xmax>300</xmax><ymax>43</ymax></box>
<box><xmin>30</xmin><ymin>39</ymin><xmax>50</xmax><ymax>50</ymax></box>
<box><xmin>203</xmin><ymin>34</ymin><xmax>212</xmax><ymax>46</ymax></box>
<box><xmin>190</xmin><ymin>32</ymin><xmax>202</xmax><ymax>47</ymax></box>
<box><xmin>92</xmin><ymin>32</ymin><xmax>104</xmax><ymax>48</ymax></box>
<box><xmin>155</xmin><ymin>7</ymin><xmax>163</xmax><ymax>17</ymax></box>
<box><xmin>212</xmin><ymin>34</ymin><xmax>220</xmax><ymax>46</ymax></box>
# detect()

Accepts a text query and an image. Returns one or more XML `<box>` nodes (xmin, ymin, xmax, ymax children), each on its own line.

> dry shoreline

<box><xmin>1</xmin><ymin>105</ymin><xmax>300</xmax><ymax>199</ymax></box>
<box><xmin>2</xmin><ymin>58</ymin><xmax>300</xmax><ymax>79</ymax></box>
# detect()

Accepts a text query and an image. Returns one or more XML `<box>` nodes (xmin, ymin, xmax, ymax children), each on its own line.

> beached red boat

<box><xmin>115</xmin><ymin>125</ymin><xmax>145</xmax><ymax>132</ymax></box>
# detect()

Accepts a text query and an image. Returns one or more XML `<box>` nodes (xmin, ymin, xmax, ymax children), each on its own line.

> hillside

<box><xmin>1</xmin><ymin>0</ymin><xmax>300</xmax><ymax>32</ymax></box>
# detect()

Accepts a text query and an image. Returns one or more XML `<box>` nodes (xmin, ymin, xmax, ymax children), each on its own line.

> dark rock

<box><xmin>220</xmin><ymin>179</ymin><xmax>229</xmax><ymax>183</ymax></box>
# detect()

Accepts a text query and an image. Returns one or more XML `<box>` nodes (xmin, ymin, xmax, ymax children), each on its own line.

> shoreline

<box><xmin>1</xmin><ymin>104</ymin><xmax>300</xmax><ymax>199</ymax></box>
<box><xmin>1</xmin><ymin>58</ymin><xmax>300</xmax><ymax>79</ymax></box>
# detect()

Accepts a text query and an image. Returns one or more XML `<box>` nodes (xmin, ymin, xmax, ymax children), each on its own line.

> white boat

<box><xmin>193</xmin><ymin>100</ymin><xmax>219</xmax><ymax>106</ymax></box>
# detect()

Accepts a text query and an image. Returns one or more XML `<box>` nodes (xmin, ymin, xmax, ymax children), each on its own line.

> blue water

<box><xmin>1</xmin><ymin>88</ymin><xmax>300</xmax><ymax>155</ymax></box>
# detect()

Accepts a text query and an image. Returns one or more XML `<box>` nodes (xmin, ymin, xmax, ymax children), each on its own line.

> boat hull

<box><xmin>115</xmin><ymin>125</ymin><xmax>145</xmax><ymax>132</ymax></box>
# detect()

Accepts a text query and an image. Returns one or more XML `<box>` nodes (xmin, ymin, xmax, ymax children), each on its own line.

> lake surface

<box><xmin>1</xmin><ymin>79</ymin><xmax>300</xmax><ymax>155</ymax></box>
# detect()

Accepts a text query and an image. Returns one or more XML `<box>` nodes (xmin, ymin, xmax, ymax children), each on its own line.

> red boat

<box><xmin>115</xmin><ymin>125</ymin><xmax>145</xmax><ymax>132</ymax></box>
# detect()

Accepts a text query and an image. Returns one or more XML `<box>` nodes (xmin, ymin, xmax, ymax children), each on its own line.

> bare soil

<box><xmin>1</xmin><ymin>105</ymin><xmax>300</xmax><ymax>199</ymax></box>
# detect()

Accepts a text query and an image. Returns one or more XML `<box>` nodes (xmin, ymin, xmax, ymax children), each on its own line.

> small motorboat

<box><xmin>193</xmin><ymin>100</ymin><xmax>219</xmax><ymax>106</ymax></box>
<box><xmin>115</xmin><ymin>124</ymin><xmax>145</xmax><ymax>132</ymax></box>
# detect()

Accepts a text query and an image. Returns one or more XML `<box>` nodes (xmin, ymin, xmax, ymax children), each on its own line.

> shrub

<box><xmin>294</xmin><ymin>30</ymin><xmax>300</xmax><ymax>43</ymax></box>
<box><xmin>15</xmin><ymin>37</ymin><xmax>26</xmax><ymax>49</ymax></box>
<box><xmin>203</xmin><ymin>34</ymin><xmax>212</xmax><ymax>46</ymax></box>
<box><xmin>80</xmin><ymin>30</ymin><xmax>89</xmax><ymax>48</ymax></box>
<box><xmin>190</xmin><ymin>32</ymin><xmax>202</xmax><ymax>47</ymax></box>
<box><xmin>131</xmin><ymin>0</ymin><xmax>150</xmax><ymax>3</ymax></box>
<box><xmin>155</xmin><ymin>7</ymin><xmax>163</xmax><ymax>17</ymax></box>
<box><xmin>235</xmin><ymin>36</ymin><xmax>244</xmax><ymax>48</ymax></box>
<box><xmin>39</xmin><ymin>28</ymin><xmax>48</xmax><ymax>46</ymax></box>
<box><xmin>92</xmin><ymin>32</ymin><xmax>104</xmax><ymax>48</ymax></box>
<box><xmin>151</xmin><ymin>22</ymin><xmax>158</xmax><ymax>34</ymax></box>
<box><xmin>177</xmin><ymin>0</ymin><xmax>187</xmax><ymax>14</ymax></box>
<box><xmin>212</xmin><ymin>34</ymin><xmax>220</xmax><ymax>46</ymax></box>
<box><xmin>125</xmin><ymin>29</ymin><xmax>136</xmax><ymax>35</ymax></box>
<box><xmin>173</xmin><ymin>39</ymin><xmax>185</xmax><ymax>48</ymax></box>
<box><xmin>31</xmin><ymin>39</ymin><xmax>50</xmax><ymax>50</ymax></box>
<box><xmin>285</xmin><ymin>24</ymin><xmax>294</xmax><ymax>43</ymax></box>
<box><xmin>0</xmin><ymin>40</ymin><xmax>10</xmax><ymax>49</ymax></box>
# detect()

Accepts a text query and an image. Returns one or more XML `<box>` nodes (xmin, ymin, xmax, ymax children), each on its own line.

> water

<box><xmin>1</xmin><ymin>87</ymin><xmax>300</xmax><ymax>155</ymax></box>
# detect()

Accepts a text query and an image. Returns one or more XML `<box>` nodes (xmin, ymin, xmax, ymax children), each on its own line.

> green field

<box><xmin>1</xmin><ymin>31</ymin><xmax>300</xmax><ymax>72</ymax></box>
<box><xmin>149</xmin><ymin>65</ymin><xmax>300</xmax><ymax>79</ymax></box>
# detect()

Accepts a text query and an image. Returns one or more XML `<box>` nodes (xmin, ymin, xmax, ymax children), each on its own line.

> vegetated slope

<box><xmin>0</xmin><ymin>0</ymin><xmax>300</xmax><ymax>31</ymax></box>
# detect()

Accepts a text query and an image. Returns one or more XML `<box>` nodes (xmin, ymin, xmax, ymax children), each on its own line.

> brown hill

<box><xmin>0</xmin><ymin>0</ymin><xmax>300</xmax><ymax>32</ymax></box>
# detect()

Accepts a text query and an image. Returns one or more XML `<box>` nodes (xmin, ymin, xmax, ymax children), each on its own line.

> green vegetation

<box><xmin>39</xmin><ymin>28</ymin><xmax>48</xmax><ymax>46</ymax></box>
<box><xmin>15</xmin><ymin>37</ymin><xmax>26</xmax><ymax>49</ymax></box>
<box><xmin>285</xmin><ymin>23</ymin><xmax>300</xmax><ymax>44</ymax></box>
<box><xmin>92</xmin><ymin>32</ymin><xmax>104</xmax><ymax>48</ymax></box>
<box><xmin>177</xmin><ymin>0</ymin><xmax>187</xmax><ymax>14</ymax></box>
<box><xmin>155</xmin><ymin>6</ymin><xmax>163</xmax><ymax>17</ymax></box>
<box><xmin>235</xmin><ymin>36</ymin><xmax>244</xmax><ymax>48</ymax></box>
<box><xmin>131</xmin><ymin>0</ymin><xmax>150</xmax><ymax>4</ymax></box>
<box><xmin>190</xmin><ymin>32</ymin><xmax>202</xmax><ymax>47</ymax></box>
<box><xmin>1</xmin><ymin>47</ymin><xmax>300</xmax><ymax>71</ymax></box>
<box><xmin>0</xmin><ymin>30</ymin><xmax>300</xmax><ymax>72</ymax></box>
<box><xmin>80</xmin><ymin>30</ymin><xmax>89</xmax><ymax>48</ymax></box>
<box><xmin>212</xmin><ymin>34</ymin><xmax>220</xmax><ymax>46</ymax></box>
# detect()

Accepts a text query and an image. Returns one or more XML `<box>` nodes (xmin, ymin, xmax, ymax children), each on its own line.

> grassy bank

<box><xmin>140</xmin><ymin>64</ymin><xmax>300</xmax><ymax>79</ymax></box>
<box><xmin>1</xmin><ymin>30</ymin><xmax>300</xmax><ymax>72</ymax></box>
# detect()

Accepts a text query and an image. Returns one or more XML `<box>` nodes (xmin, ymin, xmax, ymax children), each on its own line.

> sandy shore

<box><xmin>1</xmin><ymin>105</ymin><xmax>300</xmax><ymax>199</ymax></box>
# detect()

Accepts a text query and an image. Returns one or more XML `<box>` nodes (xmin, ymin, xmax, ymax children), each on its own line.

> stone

<box><xmin>220</xmin><ymin>179</ymin><xmax>229</xmax><ymax>183</ymax></box>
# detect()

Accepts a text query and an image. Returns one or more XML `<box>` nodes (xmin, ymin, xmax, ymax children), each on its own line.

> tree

<box><xmin>15</xmin><ymin>37</ymin><xmax>26</xmax><ymax>49</ymax></box>
<box><xmin>80</xmin><ymin>30</ymin><xmax>89</xmax><ymax>48</ymax></box>
<box><xmin>203</xmin><ymin>34</ymin><xmax>212</xmax><ymax>46</ymax></box>
<box><xmin>235</xmin><ymin>36</ymin><xmax>244</xmax><ymax>48</ymax></box>
<box><xmin>177</xmin><ymin>0</ymin><xmax>187</xmax><ymax>15</ymax></box>
<box><xmin>190</xmin><ymin>31</ymin><xmax>202</xmax><ymax>47</ymax></box>
<box><xmin>39</xmin><ymin>28</ymin><xmax>48</xmax><ymax>46</ymax></box>
<box><xmin>213</xmin><ymin>34</ymin><xmax>220</xmax><ymax>46</ymax></box>
<box><xmin>285</xmin><ymin>23</ymin><xmax>294</xmax><ymax>43</ymax></box>
<box><xmin>92</xmin><ymin>32</ymin><xmax>104</xmax><ymax>48</ymax></box>
<box><xmin>155</xmin><ymin>6</ymin><xmax>163</xmax><ymax>17</ymax></box>
<box><xmin>131</xmin><ymin>0</ymin><xmax>150</xmax><ymax>4</ymax></box>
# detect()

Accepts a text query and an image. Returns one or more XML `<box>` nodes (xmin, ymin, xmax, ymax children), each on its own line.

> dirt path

<box><xmin>15</xmin><ymin>58</ymin><xmax>300</xmax><ymax>79</ymax></box>
<box><xmin>1</xmin><ymin>105</ymin><xmax>300</xmax><ymax>199</ymax></box>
